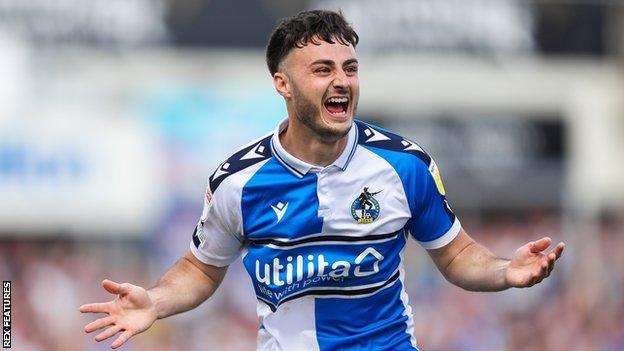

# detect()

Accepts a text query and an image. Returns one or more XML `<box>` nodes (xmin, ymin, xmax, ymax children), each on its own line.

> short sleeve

<box><xmin>408</xmin><ymin>157</ymin><xmax>461</xmax><ymax>250</ymax></box>
<box><xmin>190</xmin><ymin>179</ymin><xmax>244</xmax><ymax>267</ymax></box>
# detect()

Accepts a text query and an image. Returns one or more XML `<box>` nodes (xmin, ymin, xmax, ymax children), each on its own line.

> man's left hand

<box><xmin>505</xmin><ymin>237</ymin><xmax>565</xmax><ymax>288</ymax></box>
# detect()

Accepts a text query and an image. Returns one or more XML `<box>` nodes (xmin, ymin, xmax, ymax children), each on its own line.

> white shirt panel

<box><xmin>190</xmin><ymin>159</ymin><xmax>270</xmax><ymax>266</ymax></box>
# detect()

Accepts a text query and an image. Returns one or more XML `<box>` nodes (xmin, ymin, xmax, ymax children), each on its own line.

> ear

<box><xmin>273</xmin><ymin>71</ymin><xmax>292</xmax><ymax>99</ymax></box>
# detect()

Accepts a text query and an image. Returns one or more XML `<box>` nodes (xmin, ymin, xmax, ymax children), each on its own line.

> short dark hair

<box><xmin>265</xmin><ymin>10</ymin><xmax>359</xmax><ymax>76</ymax></box>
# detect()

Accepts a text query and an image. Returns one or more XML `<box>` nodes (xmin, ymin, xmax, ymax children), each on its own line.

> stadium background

<box><xmin>1</xmin><ymin>1</ymin><xmax>623</xmax><ymax>350</ymax></box>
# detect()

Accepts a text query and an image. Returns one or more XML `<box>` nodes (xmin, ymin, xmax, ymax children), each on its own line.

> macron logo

<box><xmin>240</xmin><ymin>143</ymin><xmax>266</xmax><ymax>160</ymax></box>
<box><xmin>212</xmin><ymin>162</ymin><xmax>230</xmax><ymax>180</ymax></box>
<box><xmin>401</xmin><ymin>139</ymin><xmax>422</xmax><ymax>152</ymax></box>
<box><xmin>364</xmin><ymin>128</ymin><xmax>391</xmax><ymax>143</ymax></box>
<box><xmin>271</xmin><ymin>202</ymin><xmax>289</xmax><ymax>223</ymax></box>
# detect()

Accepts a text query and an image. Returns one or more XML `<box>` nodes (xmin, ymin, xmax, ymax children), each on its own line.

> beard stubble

<box><xmin>290</xmin><ymin>81</ymin><xmax>353</xmax><ymax>143</ymax></box>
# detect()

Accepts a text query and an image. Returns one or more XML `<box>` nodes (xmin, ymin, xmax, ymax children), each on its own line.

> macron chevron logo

<box><xmin>240</xmin><ymin>143</ymin><xmax>266</xmax><ymax>160</ymax></box>
<box><xmin>364</xmin><ymin>128</ymin><xmax>391</xmax><ymax>143</ymax></box>
<box><xmin>401</xmin><ymin>139</ymin><xmax>422</xmax><ymax>152</ymax></box>
<box><xmin>212</xmin><ymin>162</ymin><xmax>230</xmax><ymax>180</ymax></box>
<box><xmin>271</xmin><ymin>202</ymin><xmax>289</xmax><ymax>223</ymax></box>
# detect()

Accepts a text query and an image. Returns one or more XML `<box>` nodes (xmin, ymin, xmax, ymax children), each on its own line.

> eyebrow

<box><xmin>310</xmin><ymin>58</ymin><xmax>359</xmax><ymax>67</ymax></box>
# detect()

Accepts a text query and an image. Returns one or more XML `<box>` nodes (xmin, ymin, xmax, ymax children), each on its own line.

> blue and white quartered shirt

<box><xmin>191</xmin><ymin>118</ymin><xmax>461</xmax><ymax>351</ymax></box>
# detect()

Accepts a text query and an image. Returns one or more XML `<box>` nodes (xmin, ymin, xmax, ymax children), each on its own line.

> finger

<box><xmin>533</xmin><ymin>262</ymin><xmax>547</xmax><ymax>282</ymax></box>
<box><xmin>547</xmin><ymin>256</ymin><xmax>555</xmax><ymax>271</ymax></box>
<box><xmin>552</xmin><ymin>242</ymin><xmax>565</xmax><ymax>259</ymax></box>
<box><xmin>102</xmin><ymin>280</ymin><xmax>133</xmax><ymax>296</ymax></box>
<box><xmin>85</xmin><ymin>316</ymin><xmax>115</xmax><ymax>333</ymax></box>
<box><xmin>80</xmin><ymin>302</ymin><xmax>111</xmax><ymax>314</ymax></box>
<box><xmin>102</xmin><ymin>279</ymin><xmax>123</xmax><ymax>295</ymax></box>
<box><xmin>95</xmin><ymin>325</ymin><xmax>122</xmax><ymax>342</ymax></box>
<box><xmin>546</xmin><ymin>264</ymin><xmax>554</xmax><ymax>277</ymax></box>
<box><xmin>111</xmin><ymin>330</ymin><xmax>134</xmax><ymax>349</ymax></box>
<box><xmin>541</xmin><ymin>260</ymin><xmax>550</xmax><ymax>275</ymax></box>
<box><xmin>529</xmin><ymin>237</ymin><xmax>552</xmax><ymax>253</ymax></box>
<box><xmin>547</xmin><ymin>252</ymin><xmax>556</xmax><ymax>261</ymax></box>
<box><xmin>542</xmin><ymin>253</ymin><xmax>559</xmax><ymax>279</ymax></box>
<box><xmin>532</xmin><ymin>270</ymin><xmax>545</xmax><ymax>285</ymax></box>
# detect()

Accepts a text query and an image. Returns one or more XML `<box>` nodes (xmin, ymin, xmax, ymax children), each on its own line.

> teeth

<box><xmin>327</xmin><ymin>97</ymin><xmax>348</xmax><ymax>104</ymax></box>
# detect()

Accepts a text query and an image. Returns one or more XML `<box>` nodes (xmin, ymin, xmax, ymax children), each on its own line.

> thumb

<box><xmin>529</xmin><ymin>237</ymin><xmax>552</xmax><ymax>253</ymax></box>
<box><xmin>102</xmin><ymin>279</ymin><xmax>131</xmax><ymax>295</ymax></box>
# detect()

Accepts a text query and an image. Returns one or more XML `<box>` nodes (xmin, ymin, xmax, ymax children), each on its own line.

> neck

<box><xmin>279</xmin><ymin>117</ymin><xmax>349</xmax><ymax>168</ymax></box>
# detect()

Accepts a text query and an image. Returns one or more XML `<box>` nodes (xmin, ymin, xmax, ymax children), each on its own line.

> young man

<box><xmin>81</xmin><ymin>10</ymin><xmax>564</xmax><ymax>350</ymax></box>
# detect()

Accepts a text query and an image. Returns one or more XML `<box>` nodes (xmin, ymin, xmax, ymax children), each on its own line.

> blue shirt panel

<box><xmin>362</xmin><ymin>145</ymin><xmax>454</xmax><ymax>243</ymax></box>
<box><xmin>315</xmin><ymin>278</ymin><xmax>418</xmax><ymax>351</ymax></box>
<box><xmin>241</xmin><ymin>157</ymin><xmax>323</xmax><ymax>240</ymax></box>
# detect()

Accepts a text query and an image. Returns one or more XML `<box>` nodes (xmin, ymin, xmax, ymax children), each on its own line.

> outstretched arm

<box><xmin>80</xmin><ymin>250</ymin><xmax>227</xmax><ymax>349</ymax></box>
<box><xmin>147</xmin><ymin>250</ymin><xmax>227</xmax><ymax>319</ymax></box>
<box><xmin>428</xmin><ymin>228</ymin><xmax>564</xmax><ymax>291</ymax></box>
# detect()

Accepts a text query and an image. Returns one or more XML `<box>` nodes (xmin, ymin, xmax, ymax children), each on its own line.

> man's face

<box><xmin>279</xmin><ymin>38</ymin><xmax>359</xmax><ymax>142</ymax></box>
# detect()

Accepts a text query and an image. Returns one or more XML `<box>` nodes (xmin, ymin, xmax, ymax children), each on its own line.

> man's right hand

<box><xmin>80</xmin><ymin>279</ymin><xmax>158</xmax><ymax>349</ymax></box>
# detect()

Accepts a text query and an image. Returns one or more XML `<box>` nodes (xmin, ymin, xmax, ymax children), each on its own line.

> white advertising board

<box><xmin>0</xmin><ymin>118</ymin><xmax>164</xmax><ymax>237</ymax></box>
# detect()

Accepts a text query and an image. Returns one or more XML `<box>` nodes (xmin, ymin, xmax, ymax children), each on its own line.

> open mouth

<box><xmin>323</xmin><ymin>96</ymin><xmax>349</xmax><ymax>119</ymax></box>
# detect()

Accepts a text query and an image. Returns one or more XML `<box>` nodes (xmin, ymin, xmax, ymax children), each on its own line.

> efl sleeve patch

<box><xmin>408</xmin><ymin>156</ymin><xmax>456</xmax><ymax>245</ymax></box>
<box><xmin>428</xmin><ymin>160</ymin><xmax>446</xmax><ymax>196</ymax></box>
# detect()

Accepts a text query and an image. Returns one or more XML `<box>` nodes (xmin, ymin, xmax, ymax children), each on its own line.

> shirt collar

<box><xmin>270</xmin><ymin>118</ymin><xmax>358</xmax><ymax>178</ymax></box>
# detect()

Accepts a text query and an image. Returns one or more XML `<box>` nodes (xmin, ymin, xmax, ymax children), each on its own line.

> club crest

<box><xmin>351</xmin><ymin>187</ymin><xmax>382</xmax><ymax>224</ymax></box>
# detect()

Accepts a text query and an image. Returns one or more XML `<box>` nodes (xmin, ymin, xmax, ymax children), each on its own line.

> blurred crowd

<box><xmin>1</xmin><ymin>212</ymin><xmax>622</xmax><ymax>351</ymax></box>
